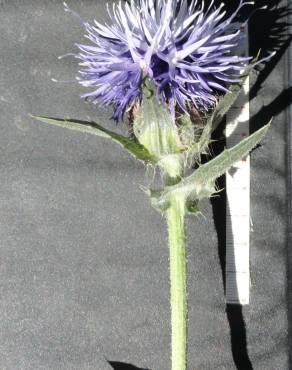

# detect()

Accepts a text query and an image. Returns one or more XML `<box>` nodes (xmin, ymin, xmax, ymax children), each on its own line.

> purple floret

<box><xmin>69</xmin><ymin>0</ymin><xmax>262</xmax><ymax>121</ymax></box>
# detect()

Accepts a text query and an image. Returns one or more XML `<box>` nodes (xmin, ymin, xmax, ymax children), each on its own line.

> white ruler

<box><xmin>225</xmin><ymin>24</ymin><xmax>250</xmax><ymax>305</ymax></box>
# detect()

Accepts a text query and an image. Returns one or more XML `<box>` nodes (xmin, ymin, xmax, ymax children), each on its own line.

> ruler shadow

<box><xmin>210</xmin><ymin>125</ymin><xmax>253</xmax><ymax>370</ymax></box>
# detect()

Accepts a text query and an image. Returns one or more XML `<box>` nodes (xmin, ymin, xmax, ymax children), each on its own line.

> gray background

<box><xmin>0</xmin><ymin>1</ymin><xmax>289</xmax><ymax>369</ymax></box>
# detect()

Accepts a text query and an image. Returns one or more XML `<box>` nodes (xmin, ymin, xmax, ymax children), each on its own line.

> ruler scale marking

<box><xmin>225</xmin><ymin>23</ymin><xmax>250</xmax><ymax>306</ymax></box>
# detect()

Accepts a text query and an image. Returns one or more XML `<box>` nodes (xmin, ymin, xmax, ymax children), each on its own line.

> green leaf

<box><xmin>195</xmin><ymin>68</ymin><xmax>252</xmax><ymax>154</ymax></box>
<box><xmin>31</xmin><ymin>115</ymin><xmax>156</xmax><ymax>163</ymax></box>
<box><xmin>149</xmin><ymin>122</ymin><xmax>271</xmax><ymax>212</ymax></box>
<box><xmin>188</xmin><ymin>121</ymin><xmax>270</xmax><ymax>186</ymax></box>
<box><xmin>211</xmin><ymin>69</ymin><xmax>252</xmax><ymax>133</ymax></box>
<box><xmin>176</xmin><ymin>71</ymin><xmax>252</xmax><ymax>163</ymax></box>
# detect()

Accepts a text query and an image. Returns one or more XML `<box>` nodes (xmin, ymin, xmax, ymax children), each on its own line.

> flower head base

<box><xmin>72</xmin><ymin>0</ymin><xmax>264</xmax><ymax>121</ymax></box>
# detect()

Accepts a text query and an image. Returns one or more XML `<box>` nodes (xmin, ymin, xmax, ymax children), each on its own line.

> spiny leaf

<box><xmin>176</xmin><ymin>70</ymin><xmax>252</xmax><ymax>163</ymax></box>
<box><xmin>31</xmin><ymin>115</ymin><xmax>156</xmax><ymax>163</ymax></box>
<box><xmin>211</xmin><ymin>68</ymin><xmax>252</xmax><ymax>133</ymax></box>
<box><xmin>149</xmin><ymin>122</ymin><xmax>271</xmax><ymax>212</ymax></box>
<box><xmin>187</xmin><ymin>121</ymin><xmax>271</xmax><ymax>185</ymax></box>
<box><xmin>195</xmin><ymin>68</ymin><xmax>252</xmax><ymax>153</ymax></box>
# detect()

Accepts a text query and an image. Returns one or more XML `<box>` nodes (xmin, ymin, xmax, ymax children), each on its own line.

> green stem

<box><xmin>166</xmin><ymin>194</ymin><xmax>187</xmax><ymax>370</ymax></box>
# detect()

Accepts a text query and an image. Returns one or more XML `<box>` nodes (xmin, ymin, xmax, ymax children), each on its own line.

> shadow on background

<box><xmin>210</xmin><ymin>1</ymin><xmax>291</xmax><ymax>370</ymax></box>
<box><xmin>249</xmin><ymin>0</ymin><xmax>291</xmax><ymax>100</ymax></box>
<box><xmin>108</xmin><ymin>361</ymin><xmax>150</xmax><ymax>370</ymax></box>
<box><xmin>211</xmin><ymin>122</ymin><xmax>253</xmax><ymax>370</ymax></box>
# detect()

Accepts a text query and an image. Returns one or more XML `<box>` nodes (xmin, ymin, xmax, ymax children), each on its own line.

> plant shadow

<box><xmin>108</xmin><ymin>361</ymin><xmax>150</xmax><ymax>370</ymax></box>
<box><xmin>211</xmin><ymin>122</ymin><xmax>254</xmax><ymax>370</ymax></box>
<box><xmin>209</xmin><ymin>1</ymin><xmax>291</xmax><ymax>370</ymax></box>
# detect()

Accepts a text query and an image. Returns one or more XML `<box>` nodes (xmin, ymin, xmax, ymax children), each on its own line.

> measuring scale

<box><xmin>225</xmin><ymin>23</ymin><xmax>250</xmax><ymax>305</ymax></box>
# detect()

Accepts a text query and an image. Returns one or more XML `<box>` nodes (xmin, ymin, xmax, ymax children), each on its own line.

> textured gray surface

<box><xmin>0</xmin><ymin>1</ymin><xmax>289</xmax><ymax>369</ymax></box>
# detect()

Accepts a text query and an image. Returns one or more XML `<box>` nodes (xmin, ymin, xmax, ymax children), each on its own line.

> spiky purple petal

<box><xmin>71</xmin><ymin>0</ymin><xmax>271</xmax><ymax>121</ymax></box>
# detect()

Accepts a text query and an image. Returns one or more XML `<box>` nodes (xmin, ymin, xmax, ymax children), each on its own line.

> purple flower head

<box><xmin>70</xmin><ymin>0</ymin><xmax>268</xmax><ymax>121</ymax></box>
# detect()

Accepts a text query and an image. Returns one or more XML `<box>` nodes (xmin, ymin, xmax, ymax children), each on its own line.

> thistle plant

<box><xmin>33</xmin><ymin>1</ymin><xmax>274</xmax><ymax>369</ymax></box>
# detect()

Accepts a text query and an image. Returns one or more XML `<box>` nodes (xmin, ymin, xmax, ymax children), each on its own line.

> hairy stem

<box><xmin>166</xmin><ymin>194</ymin><xmax>187</xmax><ymax>370</ymax></box>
